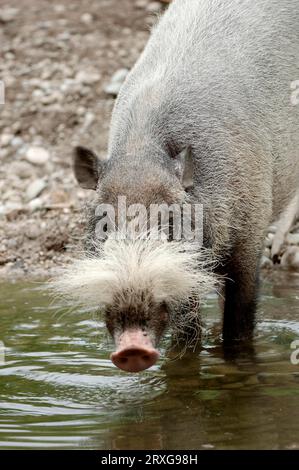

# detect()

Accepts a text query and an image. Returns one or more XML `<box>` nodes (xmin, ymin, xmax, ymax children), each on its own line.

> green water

<box><xmin>0</xmin><ymin>275</ymin><xmax>299</xmax><ymax>450</ymax></box>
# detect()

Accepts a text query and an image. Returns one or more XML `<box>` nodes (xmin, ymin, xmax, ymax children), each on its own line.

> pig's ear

<box><xmin>73</xmin><ymin>146</ymin><xmax>104</xmax><ymax>190</ymax></box>
<box><xmin>174</xmin><ymin>146</ymin><xmax>194</xmax><ymax>190</ymax></box>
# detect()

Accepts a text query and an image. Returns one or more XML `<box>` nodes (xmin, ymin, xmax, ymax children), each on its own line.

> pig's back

<box><xmin>110</xmin><ymin>0</ymin><xmax>299</xmax><ymax>216</ymax></box>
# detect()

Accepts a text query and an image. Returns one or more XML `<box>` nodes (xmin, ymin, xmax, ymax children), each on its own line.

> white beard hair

<box><xmin>49</xmin><ymin>235</ymin><xmax>216</xmax><ymax>310</ymax></box>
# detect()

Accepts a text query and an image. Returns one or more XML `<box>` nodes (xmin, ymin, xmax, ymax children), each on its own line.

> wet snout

<box><xmin>111</xmin><ymin>329</ymin><xmax>160</xmax><ymax>372</ymax></box>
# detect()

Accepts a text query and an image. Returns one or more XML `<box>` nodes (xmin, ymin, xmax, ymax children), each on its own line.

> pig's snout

<box><xmin>111</xmin><ymin>348</ymin><xmax>159</xmax><ymax>372</ymax></box>
<box><xmin>111</xmin><ymin>329</ymin><xmax>160</xmax><ymax>372</ymax></box>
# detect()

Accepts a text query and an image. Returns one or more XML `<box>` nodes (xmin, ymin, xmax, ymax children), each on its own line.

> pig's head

<box><xmin>52</xmin><ymin>146</ymin><xmax>215</xmax><ymax>372</ymax></box>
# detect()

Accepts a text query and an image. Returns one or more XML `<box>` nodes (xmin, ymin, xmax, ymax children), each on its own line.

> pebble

<box><xmin>111</xmin><ymin>68</ymin><xmax>130</xmax><ymax>83</ymax></box>
<box><xmin>281</xmin><ymin>247</ymin><xmax>299</xmax><ymax>270</ymax></box>
<box><xmin>76</xmin><ymin>106</ymin><xmax>86</xmax><ymax>116</ymax></box>
<box><xmin>48</xmin><ymin>189</ymin><xmax>69</xmax><ymax>204</ymax></box>
<box><xmin>27</xmin><ymin>197</ymin><xmax>44</xmax><ymax>212</ymax></box>
<box><xmin>135</xmin><ymin>0</ymin><xmax>148</xmax><ymax>8</ymax></box>
<box><xmin>0</xmin><ymin>134</ymin><xmax>13</xmax><ymax>147</ymax></box>
<box><xmin>11</xmin><ymin>137</ymin><xmax>24</xmax><ymax>147</ymax></box>
<box><xmin>286</xmin><ymin>233</ymin><xmax>299</xmax><ymax>245</ymax></box>
<box><xmin>25</xmin><ymin>225</ymin><xmax>42</xmax><ymax>240</ymax></box>
<box><xmin>104</xmin><ymin>68</ymin><xmax>129</xmax><ymax>96</ymax></box>
<box><xmin>6</xmin><ymin>239</ymin><xmax>18</xmax><ymax>249</ymax></box>
<box><xmin>104</xmin><ymin>82</ymin><xmax>123</xmax><ymax>96</ymax></box>
<box><xmin>147</xmin><ymin>2</ymin><xmax>162</xmax><ymax>13</ymax></box>
<box><xmin>10</xmin><ymin>161</ymin><xmax>33</xmax><ymax>179</ymax></box>
<box><xmin>268</xmin><ymin>225</ymin><xmax>277</xmax><ymax>234</ymax></box>
<box><xmin>26</xmin><ymin>147</ymin><xmax>50</xmax><ymax>165</ymax></box>
<box><xmin>81</xmin><ymin>111</ymin><xmax>95</xmax><ymax>131</ymax></box>
<box><xmin>41</xmin><ymin>91</ymin><xmax>63</xmax><ymax>105</ymax></box>
<box><xmin>0</xmin><ymin>149</ymin><xmax>8</xmax><ymax>158</ymax></box>
<box><xmin>264</xmin><ymin>232</ymin><xmax>274</xmax><ymax>248</ymax></box>
<box><xmin>0</xmin><ymin>7</ymin><xmax>19</xmax><ymax>23</ymax></box>
<box><xmin>263</xmin><ymin>247</ymin><xmax>271</xmax><ymax>258</ymax></box>
<box><xmin>75</xmin><ymin>70</ymin><xmax>101</xmax><ymax>85</ymax></box>
<box><xmin>54</xmin><ymin>5</ymin><xmax>66</xmax><ymax>13</ymax></box>
<box><xmin>260</xmin><ymin>255</ymin><xmax>272</xmax><ymax>269</ymax></box>
<box><xmin>0</xmin><ymin>202</ymin><xmax>23</xmax><ymax>216</ymax></box>
<box><xmin>80</xmin><ymin>13</ymin><xmax>93</xmax><ymax>25</ymax></box>
<box><xmin>26</xmin><ymin>178</ymin><xmax>47</xmax><ymax>201</ymax></box>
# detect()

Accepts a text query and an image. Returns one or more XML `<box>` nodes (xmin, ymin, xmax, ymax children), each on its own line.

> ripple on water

<box><xmin>0</xmin><ymin>278</ymin><xmax>299</xmax><ymax>449</ymax></box>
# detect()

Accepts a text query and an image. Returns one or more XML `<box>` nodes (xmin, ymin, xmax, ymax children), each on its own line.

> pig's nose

<box><xmin>111</xmin><ymin>347</ymin><xmax>159</xmax><ymax>372</ymax></box>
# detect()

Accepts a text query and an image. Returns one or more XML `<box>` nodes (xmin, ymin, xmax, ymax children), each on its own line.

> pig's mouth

<box><xmin>111</xmin><ymin>328</ymin><xmax>160</xmax><ymax>372</ymax></box>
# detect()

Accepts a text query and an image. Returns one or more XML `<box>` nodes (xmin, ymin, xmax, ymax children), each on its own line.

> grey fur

<box><xmin>72</xmin><ymin>0</ymin><xmax>299</xmax><ymax>345</ymax></box>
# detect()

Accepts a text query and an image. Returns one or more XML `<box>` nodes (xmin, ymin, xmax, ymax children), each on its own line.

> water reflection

<box><xmin>0</xmin><ymin>274</ymin><xmax>298</xmax><ymax>449</ymax></box>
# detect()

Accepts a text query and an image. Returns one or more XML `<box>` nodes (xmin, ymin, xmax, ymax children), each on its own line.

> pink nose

<box><xmin>111</xmin><ymin>347</ymin><xmax>159</xmax><ymax>372</ymax></box>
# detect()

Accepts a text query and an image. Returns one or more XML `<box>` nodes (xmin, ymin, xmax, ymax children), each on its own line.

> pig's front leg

<box><xmin>170</xmin><ymin>299</ymin><xmax>202</xmax><ymax>351</ymax></box>
<box><xmin>222</xmin><ymin>246</ymin><xmax>261</xmax><ymax>346</ymax></box>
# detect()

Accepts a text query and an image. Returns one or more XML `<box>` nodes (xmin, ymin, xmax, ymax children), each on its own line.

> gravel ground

<box><xmin>0</xmin><ymin>0</ymin><xmax>298</xmax><ymax>280</ymax></box>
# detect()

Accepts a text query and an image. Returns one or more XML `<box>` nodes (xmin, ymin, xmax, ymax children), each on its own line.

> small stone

<box><xmin>147</xmin><ymin>2</ymin><xmax>162</xmax><ymax>13</ymax></box>
<box><xmin>54</xmin><ymin>5</ymin><xmax>66</xmax><ymax>13</ymax></box>
<box><xmin>5</xmin><ymin>52</ymin><xmax>15</xmax><ymax>60</ymax></box>
<box><xmin>48</xmin><ymin>189</ymin><xmax>69</xmax><ymax>204</ymax></box>
<box><xmin>6</xmin><ymin>238</ymin><xmax>18</xmax><ymax>249</ymax></box>
<box><xmin>263</xmin><ymin>247</ymin><xmax>271</xmax><ymax>258</ymax></box>
<box><xmin>26</xmin><ymin>147</ymin><xmax>50</xmax><ymax>165</ymax></box>
<box><xmin>0</xmin><ymin>7</ymin><xmax>19</xmax><ymax>23</ymax></box>
<box><xmin>80</xmin><ymin>13</ymin><xmax>93</xmax><ymax>24</ymax></box>
<box><xmin>264</xmin><ymin>232</ymin><xmax>274</xmax><ymax>248</ymax></box>
<box><xmin>79</xmin><ymin>87</ymin><xmax>89</xmax><ymax>96</ymax></box>
<box><xmin>104</xmin><ymin>68</ymin><xmax>129</xmax><ymax>96</ymax></box>
<box><xmin>110</xmin><ymin>68</ymin><xmax>129</xmax><ymax>84</ymax></box>
<box><xmin>82</xmin><ymin>111</ymin><xmax>95</xmax><ymax>130</ymax></box>
<box><xmin>26</xmin><ymin>179</ymin><xmax>47</xmax><ymax>201</ymax></box>
<box><xmin>281</xmin><ymin>246</ymin><xmax>299</xmax><ymax>270</ymax></box>
<box><xmin>135</xmin><ymin>0</ymin><xmax>148</xmax><ymax>8</ymax></box>
<box><xmin>2</xmin><ymin>202</ymin><xmax>23</xmax><ymax>217</ymax></box>
<box><xmin>104</xmin><ymin>82</ymin><xmax>123</xmax><ymax>96</ymax></box>
<box><xmin>75</xmin><ymin>70</ymin><xmax>101</xmax><ymax>85</ymax></box>
<box><xmin>25</xmin><ymin>225</ymin><xmax>41</xmax><ymax>240</ymax></box>
<box><xmin>0</xmin><ymin>133</ymin><xmax>13</xmax><ymax>147</ymax></box>
<box><xmin>268</xmin><ymin>225</ymin><xmax>277</xmax><ymax>234</ymax></box>
<box><xmin>27</xmin><ymin>197</ymin><xmax>44</xmax><ymax>211</ymax></box>
<box><xmin>41</xmin><ymin>91</ymin><xmax>63</xmax><ymax>105</ymax></box>
<box><xmin>0</xmin><ymin>148</ymin><xmax>8</xmax><ymax>158</ymax></box>
<box><xmin>10</xmin><ymin>161</ymin><xmax>33</xmax><ymax>179</ymax></box>
<box><xmin>11</xmin><ymin>137</ymin><xmax>24</xmax><ymax>147</ymax></box>
<box><xmin>286</xmin><ymin>233</ymin><xmax>299</xmax><ymax>245</ymax></box>
<box><xmin>260</xmin><ymin>255</ymin><xmax>273</xmax><ymax>269</ymax></box>
<box><xmin>32</xmin><ymin>89</ymin><xmax>44</xmax><ymax>100</ymax></box>
<box><xmin>76</xmin><ymin>106</ymin><xmax>86</xmax><ymax>116</ymax></box>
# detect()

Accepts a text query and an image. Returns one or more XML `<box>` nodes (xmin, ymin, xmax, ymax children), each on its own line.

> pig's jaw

<box><xmin>111</xmin><ymin>328</ymin><xmax>160</xmax><ymax>373</ymax></box>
